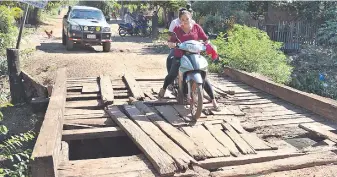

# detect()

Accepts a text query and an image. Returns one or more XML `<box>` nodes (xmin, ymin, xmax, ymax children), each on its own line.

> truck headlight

<box><xmin>71</xmin><ymin>25</ymin><xmax>81</xmax><ymax>31</ymax></box>
<box><xmin>103</xmin><ymin>27</ymin><xmax>111</xmax><ymax>32</ymax></box>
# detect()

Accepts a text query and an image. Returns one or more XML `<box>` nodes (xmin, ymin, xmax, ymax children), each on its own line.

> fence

<box><xmin>248</xmin><ymin>21</ymin><xmax>320</xmax><ymax>52</ymax></box>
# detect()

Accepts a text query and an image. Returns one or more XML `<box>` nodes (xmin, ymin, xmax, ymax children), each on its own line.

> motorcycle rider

<box><xmin>158</xmin><ymin>10</ymin><xmax>219</xmax><ymax>110</ymax></box>
<box><xmin>166</xmin><ymin>5</ymin><xmax>195</xmax><ymax>73</ymax></box>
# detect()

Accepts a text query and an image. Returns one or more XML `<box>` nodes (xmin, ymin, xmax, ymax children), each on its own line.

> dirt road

<box><xmin>22</xmin><ymin>14</ymin><xmax>167</xmax><ymax>86</ymax></box>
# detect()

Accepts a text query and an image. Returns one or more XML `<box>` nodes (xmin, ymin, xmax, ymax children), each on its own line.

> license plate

<box><xmin>87</xmin><ymin>34</ymin><xmax>96</xmax><ymax>39</ymax></box>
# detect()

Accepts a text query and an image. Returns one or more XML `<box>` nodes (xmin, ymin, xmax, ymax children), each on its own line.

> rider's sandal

<box><xmin>158</xmin><ymin>88</ymin><xmax>165</xmax><ymax>100</ymax></box>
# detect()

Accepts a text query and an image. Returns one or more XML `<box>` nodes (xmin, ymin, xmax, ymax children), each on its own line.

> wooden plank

<box><xmin>82</xmin><ymin>83</ymin><xmax>100</xmax><ymax>93</ymax></box>
<box><xmin>64</xmin><ymin>118</ymin><xmax>116</xmax><ymax>127</ymax></box>
<box><xmin>204</xmin><ymin>124</ymin><xmax>241</xmax><ymax>157</ymax></box>
<box><xmin>122</xmin><ymin>73</ymin><xmax>144</xmax><ymax>100</ymax></box>
<box><xmin>135</xmin><ymin>77</ymin><xmax>165</xmax><ymax>81</ymax></box>
<box><xmin>210</xmin><ymin>151</ymin><xmax>337</xmax><ymax>177</ymax></box>
<box><xmin>210</xmin><ymin>106</ymin><xmax>235</xmax><ymax>115</ymax></box>
<box><xmin>224</xmin><ymin>67</ymin><xmax>337</xmax><ymax>122</ymax></box>
<box><xmin>155</xmin><ymin>105</ymin><xmax>187</xmax><ymax>126</ymax></box>
<box><xmin>65</xmin><ymin>99</ymin><xmax>104</xmax><ymax>109</ymax></box>
<box><xmin>144</xmin><ymin>91</ymin><xmax>156</xmax><ymax>100</ymax></box>
<box><xmin>222</xmin><ymin>123</ymin><xmax>256</xmax><ymax>154</ymax></box>
<box><xmin>299</xmin><ymin>123</ymin><xmax>337</xmax><ymax>143</ymax></box>
<box><xmin>106</xmin><ymin>106</ymin><xmax>177</xmax><ymax>176</ymax></box>
<box><xmin>199</xmin><ymin>151</ymin><xmax>303</xmax><ymax>170</ymax></box>
<box><xmin>58</xmin><ymin>155</ymin><xmax>157</xmax><ymax>177</ymax></box>
<box><xmin>64</xmin><ymin>114</ymin><xmax>109</xmax><ymax>119</ymax></box>
<box><xmin>63</xmin><ymin>123</ymin><xmax>94</xmax><ymax>129</ymax></box>
<box><xmin>242</xmin><ymin>117</ymin><xmax>325</xmax><ymax>129</ymax></box>
<box><xmin>123</xmin><ymin>105</ymin><xmax>196</xmax><ymax>170</ymax></box>
<box><xmin>227</xmin><ymin>120</ymin><xmax>275</xmax><ymax>151</ymax></box>
<box><xmin>173</xmin><ymin>105</ymin><xmax>207</xmax><ymax>121</ymax></box>
<box><xmin>99</xmin><ymin>74</ymin><xmax>114</xmax><ymax>105</ymax></box>
<box><xmin>59</xmin><ymin>141</ymin><xmax>69</xmax><ymax>165</ymax></box>
<box><xmin>31</xmin><ymin>68</ymin><xmax>67</xmax><ymax>177</ymax></box>
<box><xmin>132</xmin><ymin>101</ymin><xmax>212</xmax><ymax>160</ymax></box>
<box><xmin>181</xmin><ymin>126</ymin><xmax>231</xmax><ymax>157</ymax></box>
<box><xmin>66</xmin><ymin>93</ymin><xmax>100</xmax><ymax>101</ymax></box>
<box><xmin>65</xmin><ymin>108</ymin><xmax>107</xmax><ymax>116</ymax></box>
<box><xmin>240</xmin><ymin>133</ymin><xmax>275</xmax><ymax>151</ymax></box>
<box><xmin>62</xmin><ymin>127</ymin><xmax>126</xmax><ymax>141</ymax></box>
<box><xmin>225</xmin><ymin>105</ymin><xmax>245</xmax><ymax>116</ymax></box>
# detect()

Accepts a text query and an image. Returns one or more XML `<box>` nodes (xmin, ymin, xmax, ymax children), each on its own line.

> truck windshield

<box><xmin>70</xmin><ymin>9</ymin><xmax>103</xmax><ymax>20</ymax></box>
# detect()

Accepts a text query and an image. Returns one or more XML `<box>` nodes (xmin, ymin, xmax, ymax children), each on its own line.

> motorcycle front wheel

<box><xmin>190</xmin><ymin>81</ymin><xmax>203</xmax><ymax>121</ymax></box>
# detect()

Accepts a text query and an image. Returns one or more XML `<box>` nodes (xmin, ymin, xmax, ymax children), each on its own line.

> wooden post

<box><xmin>6</xmin><ymin>48</ymin><xmax>25</xmax><ymax>104</ymax></box>
<box><xmin>16</xmin><ymin>3</ymin><xmax>29</xmax><ymax>49</ymax></box>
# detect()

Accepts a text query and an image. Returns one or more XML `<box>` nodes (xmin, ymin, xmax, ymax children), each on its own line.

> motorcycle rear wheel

<box><xmin>118</xmin><ymin>28</ymin><xmax>128</xmax><ymax>37</ymax></box>
<box><xmin>190</xmin><ymin>81</ymin><xmax>203</xmax><ymax>121</ymax></box>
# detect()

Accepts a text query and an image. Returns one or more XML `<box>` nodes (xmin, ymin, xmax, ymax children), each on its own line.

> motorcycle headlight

<box><xmin>71</xmin><ymin>25</ymin><xmax>81</xmax><ymax>31</ymax></box>
<box><xmin>103</xmin><ymin>27</ymin><xmax>111</xmax><ymax>32</ymax></box>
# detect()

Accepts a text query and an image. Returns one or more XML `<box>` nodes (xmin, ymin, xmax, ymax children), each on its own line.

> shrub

<box><xmin>0</xmin><ymin>5</ymin><xmax>19</xmax><ymax>56</ymax></box>
<box><xmin>212</xmin><ymin>24</ymin><xmax>293</xmax><ymax>84</ymax></box>
<box><xmin>317</xmin><ymin>20</ymin><xmax>337</xmax><ymax>47</ymax></box>
<box><xmin>289</xmin><ymin>45</ymin><xmax>337</xmax><ymax>100</ymax></box>
<box><xmin>0</xmin><ymin>103</ymin><xmax>35</xmax><ymax>177</ymax></box>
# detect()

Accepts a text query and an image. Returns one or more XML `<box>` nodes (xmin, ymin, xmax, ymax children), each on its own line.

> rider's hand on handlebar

<box><xmin>168</xmin><ymin>42</ymin><xmax>176</xmax><ymax>48</ymax></box>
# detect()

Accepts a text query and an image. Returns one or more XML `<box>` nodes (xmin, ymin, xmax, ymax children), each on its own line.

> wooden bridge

<box><xmin>30</xmin><ymin>67</ymin><xmax>337</xmax><ymax>177</ymax></box>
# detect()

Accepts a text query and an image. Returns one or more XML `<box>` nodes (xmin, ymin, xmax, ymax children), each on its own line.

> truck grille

<box><xmin>82</xmin><ymin>26</ymin><xmax>101</xmax><ymax>32</ymax></box>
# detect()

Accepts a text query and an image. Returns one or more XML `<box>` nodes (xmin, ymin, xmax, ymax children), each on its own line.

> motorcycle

<box><xmin>118</xmin><ymin>20</ymin><xmax>151</xmax><ymax>37</ymax></box>
<box><xmin>168</xmin><ymin>32</ymin><xmax>219</xmax><ymax>121</ymax></box>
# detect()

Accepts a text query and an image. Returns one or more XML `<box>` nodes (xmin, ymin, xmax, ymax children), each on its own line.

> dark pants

<box><xmin>166</xmin><ymin>49</ymin><xmax>174</xmax><ymax>73</ymax></box>
<box><xmin>163</xmin><ymin>57</ymin><xmax>215</xmax><ymax>99</ymax></box>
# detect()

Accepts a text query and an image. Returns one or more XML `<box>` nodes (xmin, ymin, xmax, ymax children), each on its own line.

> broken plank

<box><xmin>132</xmin><ymin>101</ymin><xmax>212</xmax><ymax>160</ymax></box>
<box><xmin>155</xmin><ymin>105</ymin><xmax>187</xmax><ymax>126</ymax></box>
<box><xmin>299</xmin><ymin>123</ymin><xmax>337</xmax><ymax>143</ymax></box>
<box><xmin>227</xmin><ymin>120</ymin><xmax>275</xmax><ymax>151</ymax></box>
<box><xmin>123</xmin><ymin>73</ymin><xmax>145</xmax><ymax>100</ymax></box>
<box><xmin>242</xmin><ymin>117</ymin><xmax>325</xmax><ymax>129</ymax></box>
<box><xmin>181</xmin><ymin>126</ymin><xmax>231</xmax><ymax>157</ymax></box>
<box><xmin>204</xmin><ymin>124</ymin><xmax>240</xmax><ymax>157</ymax></box>
<box><xmin>62</xmin><ymin>127</ymin><xmax>126</xmax><ymax>141</ymax></box>
<box><xmin>99</xmin><ymin>74</ymin><xmax>114</xmax><ymax>105</ymax></box>
<box><xmin>65</xmin><ymin>100</ymin><xmax>104</xmax><ymax>109</ymax></box>
<box><xmin>200</xmin><ymin>151</ymin><xmax>303</xmax><ymax>170</ymax></box>
<box><xmin>63</xmin><ymin>123</ymin><xmax>94</xmax><ymax>129</ymax></box>
<box><xmin>82</xmin><ymin>83</ymin><xmax>100</xmax><ymax>93</ymax></box>
<box><xmin>64</xmin><ymin>118</ymin><xmax>116</xmax><ymax>127</ymax></box>
<box><xmin>222</xmin><ymin>123</ymin><xmax>256</xmax><ymax>154</ymax></box>
<box><xmin>106</xmin><ymin>106</ymin><xmax>177</xmax><ymax>176</ymax></box>
<box><xmin>123</xmin><ymin>105</ymin><xmax>195</xmax><ymax>170</ymax></box>
<box><xmin>210</xmin><ymin>151</ymin><xmax>337</xmax><ymax>177</ymax></box>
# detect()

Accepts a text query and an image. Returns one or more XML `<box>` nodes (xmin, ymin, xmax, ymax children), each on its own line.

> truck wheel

<box><xmin>62</xmin><ymin>30</ymin><xmax>66</xmax><ymax>45</ymax></box>
<box><xmin>66</xmin><ymin>38</ymin><xmax>74</xmax><ymax>51</ymax></box>
<box><xmin>103</xmin><ymin>42</ymin><xmax>111</xmax><ymax>52</ymax></box>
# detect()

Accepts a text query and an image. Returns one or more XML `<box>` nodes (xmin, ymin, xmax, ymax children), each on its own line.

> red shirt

<box><xmin>169</xmin><ymin>23</ymin><xmax>208</xmax><ymax>58</ymax></box>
